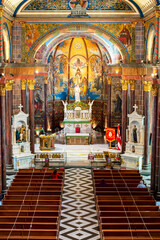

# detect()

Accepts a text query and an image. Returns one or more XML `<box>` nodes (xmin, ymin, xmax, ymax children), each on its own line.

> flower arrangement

<box><xmin>67</xmin><ymin>102</ymin><xmax>89</xmax><ymax>110</ymax></box>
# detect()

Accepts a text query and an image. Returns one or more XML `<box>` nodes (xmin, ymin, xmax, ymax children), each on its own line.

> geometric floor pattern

<box><xmin>59</xmin><ymin>168</ymin><xmax>100</xmax><ymax>240</ymax></box>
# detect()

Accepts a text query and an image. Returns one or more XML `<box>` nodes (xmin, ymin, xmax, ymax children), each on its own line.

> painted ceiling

<box><xmin>1</xmin><ymin>0</ymin><xmax>157</xmax><ymax>17</ymax></box>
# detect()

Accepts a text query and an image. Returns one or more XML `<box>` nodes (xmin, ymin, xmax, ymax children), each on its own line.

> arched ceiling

<box><xmin>1</xmin><ymin>0</ymin><xmax>158</xmax><ymax>17</ymax></box>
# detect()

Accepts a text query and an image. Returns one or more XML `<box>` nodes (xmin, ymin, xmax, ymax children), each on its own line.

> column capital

<box><xmin>143</xmin><ymin>81</ymin><xmax>152</xmax><ymax>92</ymax></box>
<box><xmin>121</xmin><ymin>80</ymin><xmax>129</xmax><ymax>91</ymax></box>
<box><xmin>0</xmin><ymin>83</ymin><xmax>5</xmax><ymax>96</ymax></box>
<box><xmin>131</xmin><ymin>22</ymin><xmax>137</xmax><ymax>28</ymax></box>
<box><xmin>21</xmin><ymin>79</ymin><xmax>27</xmax><ymax>90</ymax></box>
<box><xmin>28</xmin><ymin>79</ymin><xmax>36</xmax><ymax>90</ymax></box>
<box><xmin>107</xmin><ymin>76</ymin><xmax>112</xmax><ymax>85</ymax></box>
<box><xmin>19</xmin><ymin>21</ymin><xmax>25</xmax><ymax>27</ymax></box>
<box><xmin>129</xmin><ymin>80</ymin><xmax>135</xmax><ymax>91</ymax></box>
<box><xmin>6</xmin><ymin>80</ymin><xmax>14</xmax><ymax>91</ymax></box>
<box><xmin>44</xmin><ymin>77</ymin><xmax>48</xmax><ymax>85</ymax></box>
<box><xmin>155</xmin><ymin>9</ymin><xmax>160</xmax><ymax>18</ymax></box>
<box><xmin>152</xmin><ymin>84</ymin><xmax>159</xmax><ymax>96</ymax></box>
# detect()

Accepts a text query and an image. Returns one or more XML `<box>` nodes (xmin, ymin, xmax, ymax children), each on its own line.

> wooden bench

<box><xmin>93</xmin><ymin>169</ymin><xmax>160</xmax><ymax>240</ymax></box>
<box><xmin>0</xmin><ymin>169</ymin><xmax>65</xmax><ymax>240</ymax></box>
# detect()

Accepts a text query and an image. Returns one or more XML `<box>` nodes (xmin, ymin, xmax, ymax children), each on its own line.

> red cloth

<box><xmin>75</xmin><ymin>127</ymin><xmax>80</xmax><ymax>133</ymax></box>
<box><xmin>51</xmin><ymin>172</ymin><xmax>60</xmax><ymax>179</ymax></box>
<box><xmin>116</xmin><ymin>124</ymin><xmax>121</xmax><ymax>151</ymax></box>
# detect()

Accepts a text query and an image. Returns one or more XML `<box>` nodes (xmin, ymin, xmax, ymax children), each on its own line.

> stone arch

<box><xmin>27</xmin><ymin>23</ymin><xmax>130</xmax><ymax>64</ymax></box>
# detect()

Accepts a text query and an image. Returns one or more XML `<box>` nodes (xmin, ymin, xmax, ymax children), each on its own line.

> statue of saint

<box><xmin>133</xmin><ymin>125</ymin><xmax>137</xmax><ymax>143</ymax></box>
<box><xmin>114</xmin><ymin>94</ymin><xmax>122</xmax><ymax>113</ymax></box>
<box><xmin>75</xmin><ymin>85</ymin><xmax>81</xmax><ymax>102</ymax></box>
<box><xmin>75</xmin><ymin>68</ymin><xmax>82</xmax><ymax>85</ymax></box>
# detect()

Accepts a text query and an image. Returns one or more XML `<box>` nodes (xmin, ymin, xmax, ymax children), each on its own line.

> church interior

<box><xmin>0</xmin><ymin>0</ymin><xmax>160</xmax><ymax>239</ymax></box>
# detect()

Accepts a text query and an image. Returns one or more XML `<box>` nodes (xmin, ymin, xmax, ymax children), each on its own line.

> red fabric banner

<box><xmin>106</xmin><ymin>128</ymin><xmax>115</xmax><ymax>142</ymax></box>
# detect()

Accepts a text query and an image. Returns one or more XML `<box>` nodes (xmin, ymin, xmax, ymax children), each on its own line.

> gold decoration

<box><xmin>6</xmin><ymin>80</ymin><xmax>14</xmax><ymax>91</ymax></box>
<box><xmin>0</xmin><ymin>84</ymin><xmax>6</xmax><ymax>96</ymax></box>
<box><xmin>152</xmin><ymin>84</ymin><xmax>159</xmax><ymax>96</ymax></box>
<box><xmin>107</xmin><ymin>76</ymin><xmax>112</xmax><ymax>85</ymax></box>
<box><xmin>143</xmin><ymin>81</ymin><xmax>152</xmax><ymax>92</ymax></box>
<box><xmin>20</xmin><ymin>21</ymin><xmax>25</xmax><ymax>27</ymax></box>
<box><xmin>44</xmin><ymin>77</ymin><xmax>48</xmax><ymax>85</ymax></box>
<box><xmin>21</xmin><ymin>79</ymin><xmax>27</xmax><ymax>90</ymax></box>
<box><xmin>121</xmin><ymin>80</ymin><xmax>129</xmax><ymax>91</ymax></box>
<box><xmin>28</xmin><ymin>79</ymin><xmax>36</xmax><ymax>90</ymax></box>
<box><xmin>131</xmin><ymin>22</ymin><xmax>137</xmax><ymax>28</ymax></box>
<box><xmin>130</xmin><ymin>80</ymin><xmax>135</xmax><ymax>91</ymax></box>
<box><xmin>155</xmin><ymin>9</ymin><xmax>160</xmax><ymax>18</ymax></box>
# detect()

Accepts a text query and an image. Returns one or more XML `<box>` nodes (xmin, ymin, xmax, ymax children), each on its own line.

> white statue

<box><xmin>88</xmin><ymin>100</ymin><xmax>94</xmax><ymax>118</ymax></box>
<box><xmin>75</xmin><ymin>85</ymin><xmax>81</xmax><ymax>102</ymax></box>
<box><xmin>62</xmin><ymin>100</ymin><xmax>68</xmax><ymax>113</ymax></box>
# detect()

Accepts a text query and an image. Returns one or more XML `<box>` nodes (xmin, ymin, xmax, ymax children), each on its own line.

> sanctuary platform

<box><xmin>35</xmin><ymin>143</ymin><xmax>121</xmax><ymax>168</ymax></box>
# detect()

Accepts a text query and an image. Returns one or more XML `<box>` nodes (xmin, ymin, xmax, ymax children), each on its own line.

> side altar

<box><xmin>121</xmin><ymin>105</ymin><xmax>145</xmax><ymax>171</ymax></box>
<box><xmin>62</xmin><ymin>85</ymin><xmax>94</xmax><ymax>145</ymax></box>
<box><xmin>12</xmin><ymin>104</ymin><xmax>35</xmax><ymax>170</ymax></box>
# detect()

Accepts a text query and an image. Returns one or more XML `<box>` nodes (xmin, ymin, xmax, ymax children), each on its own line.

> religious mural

<box><xmin>119</xmin><ymin>24</ymin><xmax>131</xmax><ymax>47</ymax></box>
<box><xmin>88</xmin><ymin>56</ymin><xmax>102</xmax><ymax>99</ymax></box>
<box><xmin>24</xmin><ymin>0</ymin><xmax>132</xmax><ymax>11</ymax></box>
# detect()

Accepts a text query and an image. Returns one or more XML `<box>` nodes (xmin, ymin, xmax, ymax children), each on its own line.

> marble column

<box><xmin>6</xmin><ymin>80</ymin><xmax>14</xmax><ymax>168</ymax></box>
<box><xmin>52</xmin><ymin>77</ymin><xmax>55</xmax><ymax>132</ymax></box>
<box><xmin>150</xmin><ymin>84</ymin><xmax>159</xmax><ymax>194</ymax></box>
<box><xmin>143</xmin><ymin>81</ymin><xmax>152</xmax><ymax>170</ymax></box>
<box><xmin>28</xmin><ymin>79</ymin><xmax>36</xmax><ymax>153</ymax></box>
<box><xmin>129</xmin><ymin>80</ymin><xmax>135</xmax><ymax>113</ymax></box>
<box><xmin>44</xmin><ymin>77</ymin><xmax>48</xmax><ymax>133</ymax></box>
<box><xmin>155</xmin><ymin>85</ymin><xmax>160</xmax><ymax>199</ymax></box>
<box><xmin>21</xmin><ymin>79</ymin><xmax>27</xmax><ymax>113</ymax></box>
<box><xmin>121</xmin><ymin>80</ymin><xmax>129</xmax><ymax>153</ymax></box>
<box><xmin>0</xmin><ymin>118</ymin><xmax>1</xmax><ymax>199</ymax></box>
<box><xmin>0</xmin><ymin>83</ymin><xmax>6</xmax><ymax>193</ymax></box>
<box><xmin>107</xmin><ymin>76</ymin><xmax>111</xmax><ymax>128</ymax></box>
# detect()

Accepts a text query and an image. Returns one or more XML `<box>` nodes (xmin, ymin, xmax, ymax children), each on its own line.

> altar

<box><xmin>62</xmin><ymin>85</ymin><xmax>94</xmax><ymax>145</ymax></box>
<box><xmin>66</xmin><ymin>133</ymin><xmax>91</xmax><ymax>145</ymax></box>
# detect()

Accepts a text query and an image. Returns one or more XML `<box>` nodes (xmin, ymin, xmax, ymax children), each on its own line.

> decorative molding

<box><xmin>152</xmin><ymin>84</ymin><xmax>159</xmax><ymax>96</ymax></box>
<box><xmin>21</xmin><ymin>79</ymin><xmax>27</xmax><ymax>90</ymax></box>
<box><xmin>107</xmin><ymin>76</ymin><xmax>112</xmax><ymax>85</ymax></box>
<box><xmin>143</xmin><ymin>81</ymin><xmax>152</xmax><ymax>92</ymax></box>
<box><xmin>130</xmin><ymin>80</ymin><xmax>135</xmax><ymax>90</ymax></box>
<box><xmin>0</xmin><ymin>83</ymin><xmax>5</xmax><ymax>96</ymax></box>
<box><xmin>28</xmin><ymin>79</ymin><xmax>36</xmax><ymax>90</ymax></box>
<box><xmin>121</xmin><ymin>80</ymin><xmax>129</xmax><ymax>90</ymax></box>
<box><xmin>6</xmin><ymin>79</ymin><xmax>14</xmax><ymax>91</ymax></box>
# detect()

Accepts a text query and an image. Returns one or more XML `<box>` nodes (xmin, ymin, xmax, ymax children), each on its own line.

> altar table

<box><xmin>65</xmin><ymin>133</ymin><xmax>91</xmax><ymax>145</ymax></box>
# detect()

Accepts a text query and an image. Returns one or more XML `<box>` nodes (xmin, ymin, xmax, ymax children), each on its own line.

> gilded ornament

<box><xmin>152</xmin><ymin>84</ymin><xmax>159</xmax><ymax>97</ymax></box>
<box><xmin>28</xmin><ymin>79</ymin><xmax>36</xmax><ymax>90</ymax></box>
<box><xmin>0</xmin><ymin>84</ymin><xmax>6</xmax><ymax>96</ymax></box>
<box><xmin>121</xmin><ymin>80</ymin><xmax>129</xmax><ymax>91</ymax></box>
<box><xmin>107</xmin><ymin>76</ymin><xmax>112</xmax><ymax>85</ymax></box>
<box><xmin>21</xmin><ymin>79</ymin><xmax>27</xmax><ymax>90</ymax></box>
<box><xmin>143</xmin><ymin>81</ymin><xmax>152</xmax><ymax>92</ymax></box>
<box><xmin>130</xmin><ymin>80</ymin><xmax>135</xmax><ymax>91</ymax></box>
<box><xmin>6</xmin><ymin>80</ymin><xmax>14</xmax><ymax>91</ymax></box>
<box><xmin>44</xmin><ymin>77</ymin><xmax>48</xmax><ymax>85</ymax></box>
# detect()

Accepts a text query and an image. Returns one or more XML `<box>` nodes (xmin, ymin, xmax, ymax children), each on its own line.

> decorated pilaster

<box><xmin>143</xmin><ymin>81</ymin><xmax>152</xmax><ymax>169</ymax></box>
<box><xmin>0</xmin><ymin>5</ymin><xmax>4</xmax><ymax>63</ymax></box>
<box><xmin>21</xmin><ymin>79</ymin><xmax>27</xmax><ymax>113</ymax></box>
<box><xmin>44</xmin><ymin>77</ymin><xmax>48</xmax><ymax>133</ymax></box>
<box><xmin>129</xmin><ymin>80</ymin><xmax>135</xmax><ymax>113</ymax></box>
<box><xmin>150</xmin><ymin>84</ymin><xmax>159</xmax><ymax>194</ymax></box>
<box><xmin>0</xmin><ymin>83</ymin><xmax>6</xmax><ymax>193</ymax></box>
<box><xmin>121</xmin><ymin>80</ymin><xmax>129</xmax><ymax>153</ymax></box>
<box><xmin>155</xmin><ymin>84</ymin><xmax>160</xmax><ymax>199</ymax></box>
<box><xmin>107</xmin><ymin>76</ymin><xmax>112</xmax><ymax>128</ymax></box>
<box><xmin>155</xmin><ymin>9</ymin><xmax>160</xmax><ymax>63</ymax></box>
<box><xmin>6</xmin><ymin>80</ymin><xmax>14</xmax><ymax>168</ymax></box>
<box><xmin>28</xmin><ymin>79</ymin><xmax>36</xmax><ymax>153</ymax></box>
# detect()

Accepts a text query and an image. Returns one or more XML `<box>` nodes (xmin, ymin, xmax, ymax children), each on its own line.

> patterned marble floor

<box><xmin>59</xmin><ymin>168</ymin><xmax>100</xmax><ymax>240</ymax></box>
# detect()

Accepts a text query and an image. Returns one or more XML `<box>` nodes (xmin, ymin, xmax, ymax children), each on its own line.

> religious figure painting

<box><xmin>16</xmin><ymin>122</ymin><xmax>26</xmax><ymax>143</ymax></box>
<box><xmin>54</xmin><ymin>55</ymin><xmax>68</xmax><ymax>99</ymax></box>
<box><xmin>119</xmin><ymin>24</ymin><xmax>131</xmax><ymax>47</ymax></box>
<box><xmin>88</xmin><ymin>56</ymin><xmax>102</xmax><ymax>99</ymax></box>
<box><xmin>34</xmin><ymin>93</ymin><xmax>43</xmax><ymax>114</ymax></box>
<box><xmin>113</xmin><ymin>93</ymin><xmax>122</xmax><ymax>113</ymax></box>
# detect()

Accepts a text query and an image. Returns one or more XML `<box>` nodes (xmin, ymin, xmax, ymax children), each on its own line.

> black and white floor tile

<box><xmin>59</xmin><ymin>168</ymin><xmax>100</xmax><ymax>240</ymax></box>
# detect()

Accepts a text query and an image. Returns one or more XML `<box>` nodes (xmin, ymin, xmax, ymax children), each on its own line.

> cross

<box><xmin>18</xmin><ymin>104</ymin><xmax>23</xmax><ymax>112</ymax></box>
<box><xmin>133</xmin><ymin>104</ymin><xmax>138</xmax><ymax>112</ymax></box>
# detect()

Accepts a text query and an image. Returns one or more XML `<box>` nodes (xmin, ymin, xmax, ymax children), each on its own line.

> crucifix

<box><xmin>133</xmin><ymin>104</ymin><xmax>138</xmax><ymax>112</ymax></box>
<box><xmin>18</xmin><ymin>104</ymin><xmax>23</xmax><ymax>112</ymax></box>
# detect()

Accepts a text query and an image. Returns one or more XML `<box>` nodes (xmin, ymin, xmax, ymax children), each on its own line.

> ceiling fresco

<box><xmin>1</xmin><ymin>0</ymin><xmax>157</xmax><ymax>17</ymax></box>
